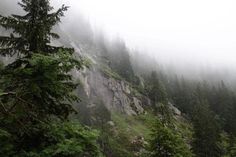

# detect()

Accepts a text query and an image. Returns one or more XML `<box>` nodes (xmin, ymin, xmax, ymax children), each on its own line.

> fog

<box><xmin>1</xmin><ymin>0</ymin><xmax>236</xmax><ymax>83</ymax></box>
<box><xmin>56</xmin><ymin>0</ymin><xmax>236</xmax><ymax>67</ymax></box>
<box><xmin>58</xmin><ymin>0</ymin><xmax>236</xmax><ymax>81</ymax></box>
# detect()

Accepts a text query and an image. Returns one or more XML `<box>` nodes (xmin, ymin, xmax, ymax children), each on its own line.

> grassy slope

<box><xmin>103</xmin><ymin>111</ymin><xmax>193</xmax><ymax>157</ymax></box>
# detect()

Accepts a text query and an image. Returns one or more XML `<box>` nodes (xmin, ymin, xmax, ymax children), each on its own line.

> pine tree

<box><xmin>229</xmin><ymin>137</ymin><xmax>236</xmax><ymax>157</ymax></box>
<box><xmin>0</xmin><ymin>0</ymin><xmax>102</xmax><ymax>156</ymax></box>
<box><xmin>0</xmin><ymin>0</ymin><xmax>69</xmax><ymax>56</ymax></box>
<box><xmin>172</xmin><ymin>77</ymin><xmax>194</xmax><ymax>114</ymax></box>
<box><xmin>214</xmin><ymin>81</ymin><xmax>235</xmax><ymax>135</ymax></box>
<box><xmin>192</xmin><ymin>99</ymin><xmax>222</xmax><ymax>157</ymax></box>
<box><xmin>107</xmin><ymin>39</ymin><xmax>135</xmax><ymax>82</ymax></box>
<box><xmin>150</xmin><ymin>119</ymin><xmax>193</xmax><ymax>157</ymax></box>
<box><xmin>0</xmin><ymin>0</ymin><xmax>82</xmax><ymax>127</ymax></box>
<box><xmin>147</xmin><ymin>71</ymin><xmax>168</xmax><ymax>104</ymax></box>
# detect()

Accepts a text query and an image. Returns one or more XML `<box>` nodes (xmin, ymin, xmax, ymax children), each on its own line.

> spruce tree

<box><xmin>148</xmin><ymin>71</ymin><xmax>168</xmax><ymax>105</ymax></box>
<box><xmin>0</xmin><ymin>0</ymin><xmax>69</xmax><ymax>56</ymax></box>
<box><xmin>0</xmin><ymin>0</ymin><xmax>81</xmax><ymax>123</ymax></box>
<box><xmin>192</xmin><ymin>99</ymin><xmax>222</xmax><ymax>157</ymax></box>
<box><xmin>0</xmin><ymin>0</ymin><xmax>95</xmax><ymax>155</ymax></box>
<box><xmin>150</xmin><ymin>119</ymin><xmax>193</xmax><ymax>157</ymax></box>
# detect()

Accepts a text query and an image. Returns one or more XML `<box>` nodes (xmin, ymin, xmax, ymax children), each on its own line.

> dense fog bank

<box><xmin>1</xmin><ymin>0</ymin><xmax>236</xmax><ymax>86</ymax></box>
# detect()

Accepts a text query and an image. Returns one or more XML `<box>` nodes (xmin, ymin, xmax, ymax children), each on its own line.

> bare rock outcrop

<box><xmin>75</xmin><ymin>67</ymin><xmax>149</xmax><ymax>115</ymax></box>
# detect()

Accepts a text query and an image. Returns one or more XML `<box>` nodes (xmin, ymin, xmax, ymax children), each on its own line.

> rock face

<box><xmin>56</xmin><ymin>29</ymin><xmax>150</xmax><ymax>116</ymax></box>
<box><xmin>168</xmin><ymin>102</ymin><xmax>181</xmax><ymax>116</ymax></box>
<box><xmin>75</xmin><ymin>67</ymin><xmax>148</xmax><ymax>116</ymax></box>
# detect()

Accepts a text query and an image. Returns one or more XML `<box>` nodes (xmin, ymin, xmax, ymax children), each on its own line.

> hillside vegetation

<box><xmin>0</xmin><ymin>0</ymin><xmax>236</xmax><ymax>157</ymax></box>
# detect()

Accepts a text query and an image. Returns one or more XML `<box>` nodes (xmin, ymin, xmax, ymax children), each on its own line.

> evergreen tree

<box><xmin>147</xmin><ymin>71</ymin><xmax>168</xmax><ymax>105</ymax></box>
<box><xmin>192</xmin><ymin>99</ymin><xmax>222</xmax><ymax>157</ymax></box>
<box><xmin>213</xmin><ymin>82</ymin><xmax>235</xmax><ymax>135</ymax></box>
<box><xmin>150</xmin><ymin>119</ymin><xmax>193</xmax><ymax>157</ymax></box>
<box><xmin>171</xmin><ymin>77</ymin><xmax>194</xmax><ymax>114</ymax></box>
<box><xmin>229</xmin><ymin>137</ymin><xmax>236</xmax><ymax>157</ymax></box>
<box><xmin>0</xmin><ymin>0</ymin><xmax>79</xmax><ymax>134</ymax></box>
<box><xmin>0</xmin><ymin>0</ymin><xmax>101</xmax><ymax>156</ymax></box>
<box><xmin>0</xmin><ymin>0</ymin><xmax>69</xmax><ymax>55</ymax></box>
<box><xmin>0</xmin><ymin>0</ymin><xmax>80</xmax><ymax>130</ymax></box>
<box><xmin>227</xmin><ymin>97</ymin><xmax>236</xmax><ymax>136</ymax></box>
<box><xmin>107</xmin><ymin>39</ymin><xmax>135</xmax><ymax>82</ymax></box>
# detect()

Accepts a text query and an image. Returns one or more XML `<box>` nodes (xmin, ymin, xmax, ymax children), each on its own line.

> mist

<box><xmin>1</xmin><ymin>0</ymin><xmax>236</xmax><ymax>84</ymax></box>
<box><xmin>60</xmin><ymin>0</ymin><xmax>236</xmax><ymax>65</ymax></box>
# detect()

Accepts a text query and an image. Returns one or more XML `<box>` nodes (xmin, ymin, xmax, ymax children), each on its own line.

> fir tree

<box><xmin>0</xmin><ymin>0</ymin><xmax>69</xmax><ymax>56</ymax></box>
<box><xmin>150</xmin><ymin>119</ymin><xmax>193</xmax><ymax>157</ymax></box>
<box><xmin>0</xmin><ymin>0</ymin><xmax>102</xmax><ymax>156</ymax></box>
<box><xmin>0</xmin><ymin>0</ymin><xmax>82</xmax><ymax>129</ymax></box>
<box><xmin>192</xmin><ymin>99</ymin><xmax>222</xmax><ymax>157</ymax></box>
<box><xmin>147</xmin><ymin>71</ymin><xmax>168</xmax><ymax>105</ymax></box>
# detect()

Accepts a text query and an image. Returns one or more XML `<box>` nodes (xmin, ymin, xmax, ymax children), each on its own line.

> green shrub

<box><xmin>0</xmin><ymin>122</ymin><xmax>103</xmax><ymax>157</ymax></box>
<box><xmin>149</xmin><ymin>119</ymin><xmax>193</xmax><ymax>157</ymax></box>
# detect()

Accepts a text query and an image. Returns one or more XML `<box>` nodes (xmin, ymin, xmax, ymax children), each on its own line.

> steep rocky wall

<box><xmin>75</xmin><ymin>66</ymin><xmax>150</xmax><ymax>116</ymax></box>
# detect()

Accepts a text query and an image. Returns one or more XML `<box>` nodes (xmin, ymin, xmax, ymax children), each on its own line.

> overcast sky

<box><xmin>53</xmin><ymin>0</ymin><xmax>236</xmax><ymax>70</ymax></box>
<box><xmin>1</xmin><ymin>0</ymin><xmax>236</xmax><ymax>71</ymax></box>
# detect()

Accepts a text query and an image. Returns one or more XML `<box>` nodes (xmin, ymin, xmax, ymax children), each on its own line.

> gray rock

<box><xmin>75</xmin><ymin>67</ymin><xmax>147</xmax><ymax>115</ymax></box>
<box><xmin>107</xmin><ymin>121</ymin><xmax>115</xmax><ymax>127</ymax></box>
<box><xmin>168</xmin><ymin>102</ymin><xmax>181</xmax><ymax>116</ymax></box>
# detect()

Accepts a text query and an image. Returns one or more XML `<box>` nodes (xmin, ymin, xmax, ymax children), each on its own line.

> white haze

<box><xmin>1</xmin><ymin>0</ymin><xmax>236</xmax><ymax>81</ymax></box>
<box><xmin>54</xmin><ymin>0</ymin><xmax>236</xmax><ymax>70</ymax></box>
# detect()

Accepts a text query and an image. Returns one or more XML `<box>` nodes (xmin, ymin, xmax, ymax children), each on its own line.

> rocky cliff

<box><xmin>75</xmin><ymin>65</ymin><xmax>150</xmax><ymax>116</ymax></box>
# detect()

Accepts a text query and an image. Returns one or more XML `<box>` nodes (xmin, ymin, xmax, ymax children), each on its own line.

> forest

<box><xmin>0</xmin><ymin>0</ymin><xmax>236</xmax><ymax>157</ymax></box>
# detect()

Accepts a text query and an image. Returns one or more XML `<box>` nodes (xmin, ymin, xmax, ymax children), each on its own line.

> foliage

<box><xmin>100</xmin><ymin>64</ymin><xmax>122</xmax><ymax>80</ymax></box>
<box><xmin>192</xmin><ymin>99</ymin><xmax>222</xmax><ymax>157</ymax></box>
<box><xmin>99</xmin><ymin>39</ymin><xmax>135</xmax><ymax>82</ymax></box>
<box><xmin>145</xmin><ymin>71</ymin><xmax>168</xmax><ymax>105</ymax></box>
<box><xmin>0</xmin><ymin>0</ymin><xmax>69</xmax><ymax>55</ymax></box>
<box><xmin>170</xmin><ymin>77</ymin><xmax>195</xmax><ymax>114</ymax></box>
<box><xmin>0</xmin><ymin>129</ymin><xmax>14</xmax><ymax>157</ymax></box>
<box><xmin>229</xmin><ymin>139</ymin><xmax>236</xmax><ymax>157</ymax></box>
<box><xmin>0</xmin><ymin>61</ymin><xmax>3</xmax><ymax>69</ymax></box>
<box><xmin>0</xmin><ymin>122</ymin><xmax>102</xmax><ymax>157</ymax></box>
<box><xmin>173</xmin><ymin>117</ymin><xmax>193</xmax><ymax>147</ymax></box>
<box><xmin>220</xmin><ymin>135</ymin><xmax>236</xmax><ymax>157</ymax></box>
<box><xmin>0</xmin><ymin>0</ymin><xmax>102</xmax><ymax>156</ymax></box>
<box><xmin>1</xmin><ymin>50</ymin><xmax>82</xmax><ymax>123</ymax></box>
<box><xmin>0</xmin><ymin>0</ymin><xmax>76</xmax><ymax>123</ymax></box>
<box><xmin>149</xmin><ymin>119</ymin><xmax>193</xmax><ymax>157</ymax></box>
<box><xmin>0</xmin><ymin>0</ymin><xmax>82</xmax><ymax>124</ymax></box>
<box><xmin>1</xmin><ymin>0</ymin><xmax>236</xmax><ymax>156</ymax></box>
<box><xmin>162</xmin><ymin>74</ymin><xmax>236</xmax><ymax>156</ymax></box>
<box><xmin>97</xmin><ymin>113</ymin><xmax>156</xmax><ymax>157</ymax></box>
